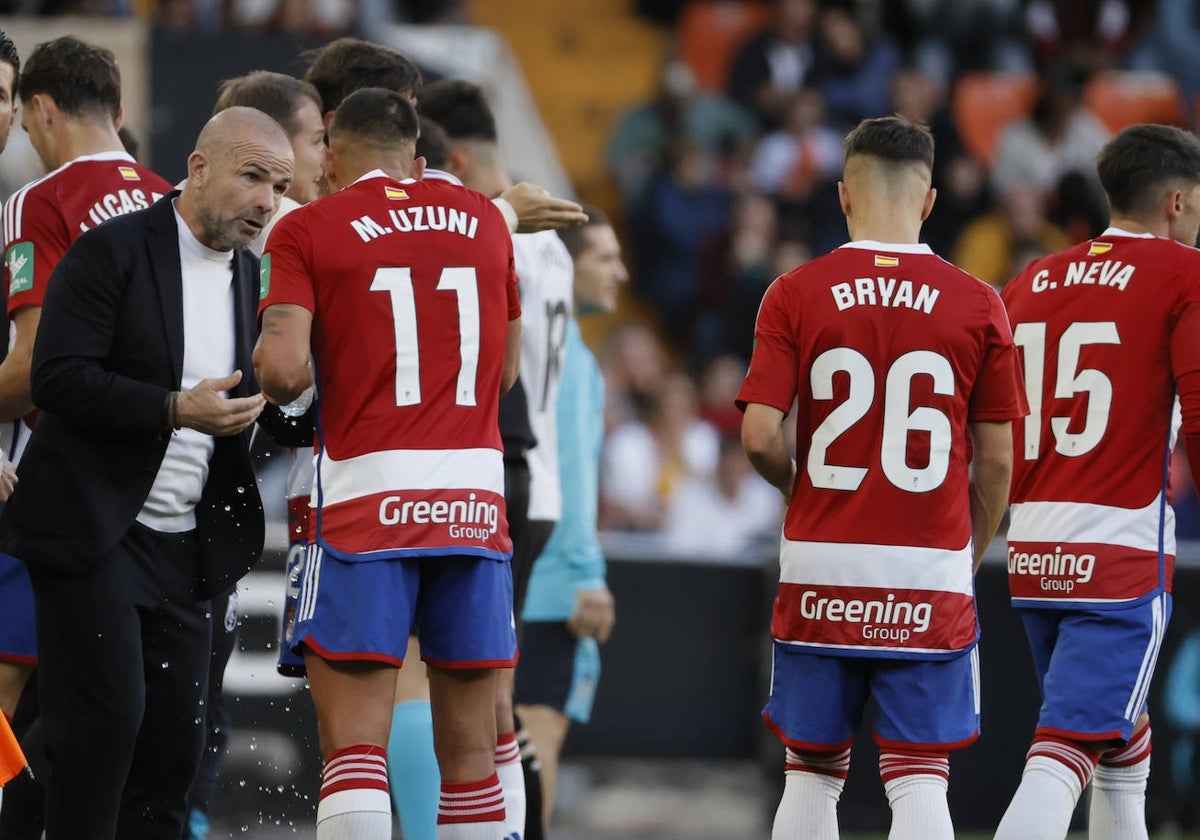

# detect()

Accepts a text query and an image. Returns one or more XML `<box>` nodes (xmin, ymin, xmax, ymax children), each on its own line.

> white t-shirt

<box><xmin>512</xmin><ymin>230</ymin><xmax>574</xmax><ymax>522</ymax></box>
<box><xmin>137</xmin><ymin>204</ymin><xmax>236</xmax><ymax>532</ymax></box>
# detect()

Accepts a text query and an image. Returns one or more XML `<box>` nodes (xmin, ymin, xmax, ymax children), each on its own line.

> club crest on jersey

<box><xmin>874</xmin><ymin>254</ymin><xmax>899</xmax><ymax>267</ymax></box>
<box><xmin>1088</xmin><ymin>241</ymin><xmax>1113</xmax><ymax>256</ymax></box>
<box><xmin>6</xmin><ymin>242</ymin><xmax>32</xmax><ymax>295</ymax></box>
<box><xmin>384</xmin><ymin>186</ymin><xmax>409</xmax><ymax>200</ymax></box>
<box><xmin>117</xmin><ymin>165</ymin><xmax>140</xmax><ymax>181</ymax></box>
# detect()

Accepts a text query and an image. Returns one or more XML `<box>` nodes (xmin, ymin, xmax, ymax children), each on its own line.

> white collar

<box><xmin>422</xmin><ymin>168</ymin><xmax>464</xmax><ymax>186</ymax></box>
<box><xmin>1100</xmin><ymin>226</ymin><xmax>1156</xmax><ymax>239</ymax></box>
<box><xmin>837</xmin><ymin>240</ymin><xmax>934</xmax><ymax>254</ymax></box>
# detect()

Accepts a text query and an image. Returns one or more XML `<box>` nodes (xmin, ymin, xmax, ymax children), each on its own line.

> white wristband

<box><xmin>492</xmin><ymin>196</ymin><xmax>519</xmax><ymax>234</ymax></box>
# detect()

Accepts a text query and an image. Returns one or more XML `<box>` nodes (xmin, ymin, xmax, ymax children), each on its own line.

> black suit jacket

<box><xmin>0</xmin><ymin>192</ymin><xmax>280</xmax><ymax>598</ymax></box>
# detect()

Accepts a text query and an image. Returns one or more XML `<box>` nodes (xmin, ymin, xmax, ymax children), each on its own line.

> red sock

<box><xmin>437</xmin><ymin>772</ymin><xmax>506</xmax><ymax>825</ymax></box>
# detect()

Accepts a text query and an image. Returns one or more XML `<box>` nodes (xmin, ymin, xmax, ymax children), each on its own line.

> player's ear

<box><xmin>921</xmin><ymin>186</ymin><xmax>937</xmax><ymax>222</ymax></box>
<box><xmin>112</xmin><ymin>105</ymin><xmax>124</xmax><ymax>134</ymax></box>
<box><xmin>837</xmin><ymin>180</ymin><xmax>851</xmax><ymax>218</ymax></box>
<box><xmin>1166</xmin><ymin>188</ymin><xmax>1185</xmax><ymax>221</ymax></box>
<box><xmin>412</xmin><ymin>155</ymin><xmax>426</xmax><ymax>181</ymax></box>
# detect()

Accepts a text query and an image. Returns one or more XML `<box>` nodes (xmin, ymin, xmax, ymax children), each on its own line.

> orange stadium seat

<box><xmin>952</xmin><ymin>72</ymin><xmax>1040</xmax><ymax>167</ymax></box>
<box><xmin>679</xmin><ymin>0</ymin><xmax>772</xmax><ymax>93</ymax></box>
<box><xmin>1084</xmin><ymin>70</ymin><xmax>1186</xmax><ymax>132</ymax></box>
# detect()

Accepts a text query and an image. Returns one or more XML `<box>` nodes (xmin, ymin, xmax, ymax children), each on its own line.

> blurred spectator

<box><xmin>812</xmin><ymin>4</ymin><xmax>901</xmax><ymax>127</ymax></box>
<box><xmin>953</xmin><ymin>181</ymin><xmax>1072</xmax><ymax>288</ymax></box>
<box><xmin>748</xmin><ymin>87</ymin><xmax>841</xmax><ymax>198</ymax></box>
<box><xmin>224</xmin><ymin>0</ymin><xmax>354</xmax><ymax>36</ymax></box>
<box><xmin>1025</xmin><ymin>0</ymin><xmax>1143</xmax><ymax>73</ymax></box>
<box><xmin>600</xmin><ymin>372</ymin><xmax>719</xmax><ymax>532</ymax></box>
<box><xmin>696</xmin><ymin>193</ymin><xmax>780</xmax><ymax>362</ymax></box>
<box><xmin>629</xmin><ymin>138</ymin><xmax>732</xmax><ymax>342</ymax></box>
<box><xmin>727</xmin><ymin>0</ymin><xmax>821</xmax><ymax>129</ymax></box>
<box><xmin>1049</xmin><ymin>169</ymin><xmax>1109</xmax><ymax>243</ymax></box>
<box><xmin>886</xmin><ymin>0</ymin><xmax>1029</xmax><ymax>85</ymax></box>
<box><xmin>661</xmin><ymin>435</ymin><xmax>783</xmax><ymax>560</ymax></box>
<box><xmin>888</xmin><ymin>65</ymin><xmax>991</xmax><ymax>253</ymax></box>
<box><xmin>1128</xmin><ymin>0</ymin><xmax>1200</xmax><ymax>111</ymax></box>
<box><xmin>697</xmin><ymin>354</ymin><xmax>748</xmax><ymax>438</ymax></box>
<box><xmin>992</xmin><ymin>62</ymin><xmax>1109</xmax><ymax>194</ymax></box>
<box><xmin>607</xmin><ymin>59</ymin><xmax>756</xmax><ymax>207</ymax></box>
<box><xmin>600</xmin><ymin>323</ymin><xmax>669</xmax><ymax>430</ymax></box>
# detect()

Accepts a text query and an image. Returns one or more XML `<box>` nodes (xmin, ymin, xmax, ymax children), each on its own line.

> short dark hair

<box><xmin>20</xmin><ymin>36</ymin><xmax>120</xmax><ymax>120</ymax></box>
<box><xmin>417</xmin><ymin>79</ymin><xmax>497</xmax><ymax>143</ymax></box>
<box><xmin>416</xmin><ymin>115</ymin><xmax>451</xmax><ymax>169</ymax></box>
<box><xmin>214</xmin><ymin>71</ymin><xmax>322</xmax><ymax>138</ymax></box>
<box><xmin>330</xmin><ymin>87</ymin><xmax>419</xmax><ymax>150</ymax></box>
<box><xmin>557</xmin><ymin>204</ymin><xmax>609</xmax><ymax>259</ymax></box>
<box><xmin>0</xmin><ymin>30</ymin><xmax>20</xmax><ymax>100</ymax></box>
<box><xmin>1097</xmin><ymin>124</ymin><xmax>1200</xmax><ymax>216</ymax></box>
<box><xmin>843</xmin><ymin>115</ymin><xmax>934</xmax><ymax>172</ymax></box>
<box><xmin>303</xmin><ymin>38</ymin><xmax>422</xmax><ymax>114</ymax></box>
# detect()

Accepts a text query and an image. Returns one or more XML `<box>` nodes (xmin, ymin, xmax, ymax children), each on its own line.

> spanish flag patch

<box><xmin>1088</xmin><ymin>242</ymin><xmax>1113</xmax><ymax>256</ymax></box>
<box><xmin>874</xmin><ymin>254</ymin><xmax>899</xmax><ymax>267</ymax></box>
<box><xmin>118</xmin><ymin>165</ymin><xmax>140</xmax><ymax>181</ymax></box>
<box><xmin>385</xmin><ymin>186</ymin><xmax>409</xmax><ymax>200</ymax></box>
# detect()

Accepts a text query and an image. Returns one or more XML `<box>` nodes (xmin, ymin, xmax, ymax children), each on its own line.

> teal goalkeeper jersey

<box><xmin>522</xmin><ymin>319</ymin><xmax>607</xmax><ymax>621</ymax></box>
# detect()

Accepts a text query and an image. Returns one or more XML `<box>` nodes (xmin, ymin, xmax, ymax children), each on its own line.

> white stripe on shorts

<box><xmin>1125</xmin><ymin>594</ymin><xmax>1167</xmax><ymax>722</ymax></box>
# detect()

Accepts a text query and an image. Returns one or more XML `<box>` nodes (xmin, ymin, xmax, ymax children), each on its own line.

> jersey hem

<box><xmin>316</xmin><ymin>539</ymin><xmax>512</xmax><ymax>564</ymax></box>
<box><xmin>772</xmin><ymin>637</ymin><xmax>979</xmax><ymax>661</ymax></box>
<box><xmin>1010</xmin><ymin>588</ymin><xmax>1162</xmax><ymax>611</ymax></box>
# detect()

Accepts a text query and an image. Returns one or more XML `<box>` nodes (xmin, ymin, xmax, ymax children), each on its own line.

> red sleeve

<box><xmin>5</xmin><ymin>188</ymin><xmax>71</xmax><ymax>314</ymax></box>
<box><xmin>504</xmin><ymin>235</ymin><xmax>520</xmax><ymax>321</ymax></box>
<box><xmin>258</xmin><ymin>213</ymin><xmax>315</xmax><ymax>320</ymax></box>
<box><xmin>735</xmin><ymin>276</ymin><xmax>799</xmax><ymax>413</ymax></box>
<box><xmin>969</xmin><ymin>285</ymin><xmax>1029</xmax><ymax>421</ymax></box>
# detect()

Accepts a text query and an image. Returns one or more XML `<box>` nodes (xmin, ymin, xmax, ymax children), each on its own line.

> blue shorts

<box><xmin>764</xmin><ymin>643</ymin><xmax>980</xmax><ymax>751</ymax></box>
<box><xmin>292</xmin><ymin>545</ymin><xmax>517</xmax><ymax>669</ymax></box>
<box><xmin>1019</xmin><ymin>592</ymin><xmax>1170</xmax><ymax>743</ymax></box>
<box><xmin>513</xmin><ymin>621</ymin><xmax>601</xmax><ymax>724</ymax></box>
<box><xmin>0</xmin><ymin>550</ymin><xmax>35</xmax><ymax>664</ymax></box>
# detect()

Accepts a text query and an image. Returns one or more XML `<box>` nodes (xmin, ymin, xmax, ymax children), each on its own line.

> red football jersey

<box><xmin>4</xmin><ymin>151</ymin><xmax>170</xmax><ymax>313</ymax></box>
<box><xmin>1003</xmin><ymin>229</ymin><xmax>1200</xmax><ymax>608</ymax></box>
<box><xmin>261</xmin><ymin>171</ymin><xmax>520</xmax><ymax>561</ymax></box>
<box><xmin>738</xmin><ymin>240</ymin><xmax>1026</xmax><ymax>658</ymax></box>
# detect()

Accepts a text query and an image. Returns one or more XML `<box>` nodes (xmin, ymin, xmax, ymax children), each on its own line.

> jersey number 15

<box><xmin>1012</xmin><ymin>321</ymin><xmax>1120</xmax><ymax>460</ymax></box>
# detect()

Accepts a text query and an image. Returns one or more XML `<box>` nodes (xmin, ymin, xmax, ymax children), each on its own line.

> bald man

<box><xmin>0</xmin><ymin>105</ymin><xmax>293</xmax><ymax>840</ymax></box>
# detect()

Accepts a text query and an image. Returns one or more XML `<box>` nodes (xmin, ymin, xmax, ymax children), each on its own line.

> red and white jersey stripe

<box><xmin>773</xmin><ymin>537</ymin><xmax>977</xmax><ymax>657</ymax></box>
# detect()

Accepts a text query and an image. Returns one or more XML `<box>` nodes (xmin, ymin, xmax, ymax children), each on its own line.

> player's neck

<box><xmin>56</xmin><ymin>120</ymin><xmax>126</xmax><ymax>167</ymax></box>
<box><xmin>846</xmin><ymin>217</ymin><xmax>923</xmax><ymax>246</ymax></box>
<box><xmin>1106</xmin><ymin>216</ymin><xmax>1166</xmax><ymax>238</ymax></box>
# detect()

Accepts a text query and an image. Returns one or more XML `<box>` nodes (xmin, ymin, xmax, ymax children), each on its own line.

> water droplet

<box><xmin>236</xmin><ymin>486</ymin><xmax>245</xmax><ymax>494</ymax></box>
<box><xmin>223</xmin><ymin>505</ymin><xmax>232</xmax><ymax>512</ymax></box>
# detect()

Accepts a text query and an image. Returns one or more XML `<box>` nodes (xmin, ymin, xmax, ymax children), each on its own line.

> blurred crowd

<box><xmin>596</xmin><ymin>0</ymin><xmax>1200</xmax><ymax>548</ymax></box>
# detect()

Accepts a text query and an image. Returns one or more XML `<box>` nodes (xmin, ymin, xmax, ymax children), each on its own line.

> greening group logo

<box><xmin>6</xmin><ymin>242</ymin><xmax>33</xmax><ymax>295</ymax></box>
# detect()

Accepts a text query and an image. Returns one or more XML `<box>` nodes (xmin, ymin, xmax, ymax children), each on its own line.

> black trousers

<box><xmin>185</xmin><ymin>589</ymin><xmax>238</xmax><ymax>819</ymax></box>
<box><xmin>29</xmin><ymin>523</ymin><xmax>211</xmax><ymax>840</ymax></box>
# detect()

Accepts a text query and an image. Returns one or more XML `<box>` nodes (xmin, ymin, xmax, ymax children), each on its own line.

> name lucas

<box><xmin>350</xmin><ymin>206</ymin><xmax>481</xmax><ymax>243</ymax></box>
